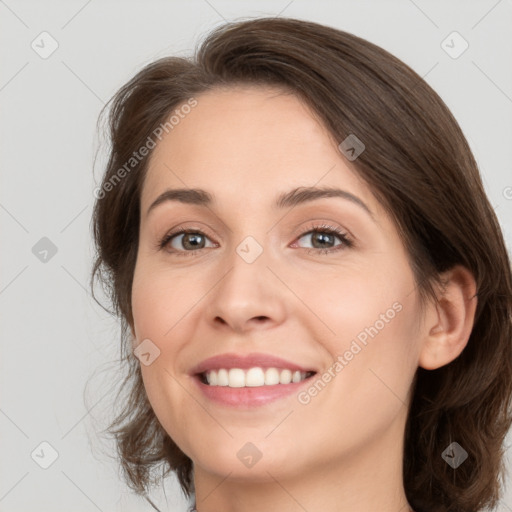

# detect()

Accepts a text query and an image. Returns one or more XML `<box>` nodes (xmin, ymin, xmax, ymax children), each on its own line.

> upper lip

<box><xmin>190</xmin><ymin>352</ymin><xmax>317</xmax><ymax>375</ymax></box>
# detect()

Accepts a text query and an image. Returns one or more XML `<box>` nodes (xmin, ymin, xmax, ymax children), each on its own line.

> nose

<box><xmin>204</xmin><ymin>243</ymin><xmax>287</xmax><ymax>334</ymax></box>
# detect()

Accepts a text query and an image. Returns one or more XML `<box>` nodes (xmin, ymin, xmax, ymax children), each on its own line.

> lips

<box><xmin>189</xmin><ymin>352</ymin><xmax>318</xmax><ymax>376</ymax></box>
<box><xmin>188</xmin><ymin>352</ymin><xmax>317</xmax><ymax>407</ymax></box>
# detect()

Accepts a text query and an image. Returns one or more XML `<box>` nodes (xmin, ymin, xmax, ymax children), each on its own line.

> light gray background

<box><xmin>1</xmin><ymin>1</ymin><xmax>511</xmax><ymax>511</ymax></box>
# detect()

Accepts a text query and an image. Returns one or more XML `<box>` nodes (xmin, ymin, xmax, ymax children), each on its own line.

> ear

<box><xmin>418</xmin><ymin>265</ymin><xmax>478</xmax><ymax>370</ymax></box>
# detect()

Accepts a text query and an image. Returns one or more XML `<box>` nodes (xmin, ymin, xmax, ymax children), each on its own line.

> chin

<box><xmin>189</xmin><ymin>435</ymin><xmax>306</xmax><ymax>481</ymax></box>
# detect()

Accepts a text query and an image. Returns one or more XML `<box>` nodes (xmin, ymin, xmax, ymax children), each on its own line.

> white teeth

<box><xmin>246</xmin><ymin>367</ymin><xmax>265</xmax><ymax>387</ymax></box>
<box><xmin>228</xmin><ymin>368</ymin><xmax>245</xmax><ymax>388</ymax></box>
<box><xmin>204</xmin><ymin>367</ymin><xmax>312</xmax><ymax>387</ymax></box>
<box><xmin>264</xmin><ymin>367</ymin><xmax>280</xmax><ymax>385</ymax></box>
<box><xmin>280</xmin><ymin>369</ymin><xmax>292</xmax><ymax>384</ymax></box>
<box><xmin>217</xmin><ymin>369</ymin><xmax>229</xmax><ymax>386</ymax></box>
<box><xmin>208</xmin><ymin>370</ymin><xmax>218</xmax><ymax>386</ymax></box>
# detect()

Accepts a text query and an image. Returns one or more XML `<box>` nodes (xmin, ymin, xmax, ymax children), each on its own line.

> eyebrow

<box><xmin>146</xmin><ymin>186</ymin><xmax>374</xmax><ymax>220</ymax></box>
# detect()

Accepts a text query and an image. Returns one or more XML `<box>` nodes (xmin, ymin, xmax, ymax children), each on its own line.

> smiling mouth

<box><xmin>198</xmin><ymin>367</ymin><xmax>317</xmax><ymax>387</ymax></box>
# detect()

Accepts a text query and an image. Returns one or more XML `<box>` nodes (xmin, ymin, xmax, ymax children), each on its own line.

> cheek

<box><xmin>131</xmin><ymin>263</ymin><xmax>206</xmax><ymax>436</ymax></box>
<box><xmin>306</xmin><ymin>261</ymin><xmax>420</xmax><ymax>399</ymax></box>
<box><xmin>293</xmin><ymin>258</ymin><xmax>415</xmax><ymax>347</ymax></box>
<box><xmin>138</xmin><ymin>365</ymin><xmax>199</xmax><ymax>463</ymax></box>
<box><xmin>131</xmin><ymin>262</ymin><xmax>201</xmax><ymax>344</ymax></box>
<box><xmin>131</xmin><ymin>264</ymin><xmax>198</xmax><ymax>453</ymax></box>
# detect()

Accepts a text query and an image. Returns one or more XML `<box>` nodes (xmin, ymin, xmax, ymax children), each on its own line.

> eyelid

<box><xmin>290</xmin><ymin>219</ymin><xmax>353</xmax><ymax>241</ymax></box>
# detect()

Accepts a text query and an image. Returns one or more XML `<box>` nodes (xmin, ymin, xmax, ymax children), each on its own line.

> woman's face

<box><xmin>131</xmin><ymin>85</ymin><xmax>426</xmax><ymax>483</ymax></box>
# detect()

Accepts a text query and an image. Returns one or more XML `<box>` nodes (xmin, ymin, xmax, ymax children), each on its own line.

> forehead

<box><xmin>141</xmin><ymin>85</ymin><xmax>375</xmax><ymax>214</ymax></box>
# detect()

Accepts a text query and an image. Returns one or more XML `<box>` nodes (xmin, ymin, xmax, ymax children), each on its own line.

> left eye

<box><xmin>295</xmin><ymin>229</ymin><xmax>347</xmax><ymax>250</ymax></box>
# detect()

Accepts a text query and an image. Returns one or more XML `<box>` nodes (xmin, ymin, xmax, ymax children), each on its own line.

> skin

<box><xmin>130</xmin><ymin>85</ymin><xmax>477</xmax><ymax>512</ymax></box>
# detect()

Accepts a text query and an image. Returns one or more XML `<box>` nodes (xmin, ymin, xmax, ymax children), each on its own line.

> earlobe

<box><xmin>418</xmin><ymin>265</ymin><xmax>478</xmax><ymax>370</ymax></box>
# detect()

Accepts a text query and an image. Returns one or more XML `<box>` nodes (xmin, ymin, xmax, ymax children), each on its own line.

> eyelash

<box><xmin>157</xmin><ymin>223</ymin><xmax>353</xmax><ymax>257</ymax></box>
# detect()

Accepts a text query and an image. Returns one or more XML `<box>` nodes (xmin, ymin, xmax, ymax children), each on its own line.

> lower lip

<box><xmin>193</xmin><ymin>375</ymin><xmax>314</xmax><ymax>407</ymax></box>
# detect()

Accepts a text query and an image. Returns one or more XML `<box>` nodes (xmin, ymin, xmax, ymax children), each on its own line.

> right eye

<box><xmin>159</xmin><ymin>228</ymin><xmax>216</xmax><ymax>256</ymax></box>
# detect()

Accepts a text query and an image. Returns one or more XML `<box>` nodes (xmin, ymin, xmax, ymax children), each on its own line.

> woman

<box><xmin>91</xmin><ymin>17</ymin><xmax>512</xmax><ymax>512</ymax></box>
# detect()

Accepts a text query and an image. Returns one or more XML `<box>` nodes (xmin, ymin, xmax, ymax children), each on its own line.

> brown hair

<box><xmin>90</xmin><ymin>17</ymin><xmax>512</xmax><ymax>512</ymax></box>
